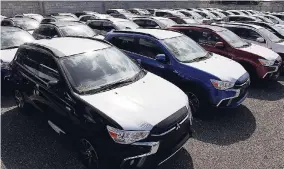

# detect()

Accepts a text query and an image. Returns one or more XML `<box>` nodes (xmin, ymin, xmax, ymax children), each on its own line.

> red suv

<box><xmin>168</xmin><ymin>24</ymin><xmax>282</xmax><ymax>80</ymax></box>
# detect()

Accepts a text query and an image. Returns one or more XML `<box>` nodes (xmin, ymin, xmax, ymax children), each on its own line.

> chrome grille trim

<box><xmin>151</xmin><ymin>113</ymin><xmax>189</xmax><ymax>137</ymax></box>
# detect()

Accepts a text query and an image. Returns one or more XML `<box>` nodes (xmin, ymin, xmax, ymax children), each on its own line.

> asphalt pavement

<box><xmin>1</xmin><ymin>77</ymin><xmax>284</xmax><ymax>169</ymax></box>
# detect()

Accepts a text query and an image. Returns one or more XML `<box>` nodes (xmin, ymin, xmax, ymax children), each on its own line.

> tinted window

<box><xmin>34</xmin><ymin>25</ymin><xmax>59</xmax><ymax>37</ymax></box>
<box><xmin>102</xmin><ymin>22</ymin><xmax>116</xmax><ymax>31</ymax></box>
<box><xmin>108</xmin><ymin>36</ymin><xmax>135</xmax><ymax>52</ymax></box>
<box><xmin>155</xmin><ymin>12</ymin><xmax>166</xmax><ymax>17</ymax></box>
<box><xmin>1</xmin><ymin>20</ymin><xmax>13</xmax><ymax>26</ymax></box>
<box><xmin>184</xmin><ymin>30</ymin><xmax>221</xmax><ymax>46</ymax></box>
<box><xmin>22</xmin><ymin>49</ymin><xmax>59</xmax><ymax>82</ymax></box>
<box><xmin>145</xmin><ymin>20</ymin><xmax>159</xmax><ymax>28</ymax></box>
<box><xmin>137</xmin><ymin>38</ymin><xmax>163</xmax><ymax>58</ymax></box>
<box><xmin>88</xmin><ymin>21</ymin><xmax>102</xmax><ymax>30</ymax></box>
<box><xmin>133</xmin><ymin>19</ymin><xmax>146</xmax><ymax>27</ymax></box>
<box><xmin>80</xmin><ymin>15</ymin><xmax>97</xmax><ymax>22</ymax></box>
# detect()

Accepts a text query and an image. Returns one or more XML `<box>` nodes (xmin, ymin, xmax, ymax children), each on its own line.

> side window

<box><xmin>180</xmin><ymin>29</ymin><xmax>199</xmax><ymax>42</ymax></box>
<box><xmin>88</xmin><ymin>21</ymin><xmax>102</xmax><ymax>30</ymax></box>
<box><xmin>38</xmin><ymin>53</ymin><xmax>59</xmax><ymax>83</ymax></box>
<box><xmin>145</xmin><ymin>20</ymin><xmax>159</xmax><ymax>28</ymax></box>
<box><xmin>229</xmin><ymin>17</ymin><xmax>239</xmax><ymax>21</ymax></box>
<box><xmin>198</xmin><ymin>31</ymin><xmax>220</xmax><ymax>46</ymax></box>
<box><xmin>108</xmin><ymin>36</ymin><xmax>136</xmax><ymax>52</ymax></box>
<box><xmin>1</xmin><ymin>20</ymin><xmax>13</xmax><ymax>26</ymax></box>
<box><xmin>155</xmin><ymin>12</ymin><xmax>165</xmax><ymax>17</ymax></box>
<box><xmin>102</xmin><ymin>21</ymin><xmax>116</xmax><ymax>32</ymax></box>
<box><xmin>247</xmin><ymin>29</ymin><xmax>262</xmax><ymax>40</ymax></box>
<box><xmin>80</xmin><ymin>16</ymin><xmax>96</xmax><ymax>22</ymax></box>
<box><xmin>133</xmin><ymin>19</ymin><xmax>146</xmax><ymax>27</ymax></box>
<box><xmin>137</xmin><ymin>38</ymin><xmax>164</xmax><ymax>58</ymax></box>
<box><xmin>49</xmin><ymin>26</ymin><xmax>60</xmax><ymax>37</ymax></box>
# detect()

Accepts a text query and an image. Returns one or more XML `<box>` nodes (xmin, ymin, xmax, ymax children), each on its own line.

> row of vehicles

<box><xmin>1</xmin><ymin>7</ymin><xmax>284</xmax><ymax>169</ymax></box>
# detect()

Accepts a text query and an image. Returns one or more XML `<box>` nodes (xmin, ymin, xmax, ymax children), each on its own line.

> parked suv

<box><xmin>214</xmin><ymin>22</ymin><xmax>284</xmax><ymax>66</ymax></box>
<box><xmin>1</xmin><ymin>17</ymin><xmax>40</xmax><ymax>34</ymax></box>
<box><xmin>154</xmin><ymin>9</ymin><xmax>198</xmax><ymax>24</ymax></box>
<box><xmin>132</xmin><ymin>16</ymin><xmax>177</xmax><ymax>29</ymax></box>
<box><xmin>86</xmin><ymin>18</ymin><xmax>139</xmax><ymax>36</ymax></box>
<box><xmin>32</xmin><ymin>21</ymin><xmax>104</xmax><ymax>39</ymax></box>
<box><xmin>10</xmin><ymin>37</ymin><xmax>192</xmax><ymax>169</ymax></box>
<box><xmin>168</xmin><ymin>24</ymin><xmax>282</xmax><ymax>80</ymax></box>
<box><xmin>105</xmin><ymin>29</ymin><xmax>249</xmax><ymax>113</ymax></box>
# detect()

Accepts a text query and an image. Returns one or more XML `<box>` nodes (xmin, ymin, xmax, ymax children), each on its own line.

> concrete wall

<box><xmin>1</xmin><ymin>1</ymin><xmax>283</xmax><ymax>17</ymax></box>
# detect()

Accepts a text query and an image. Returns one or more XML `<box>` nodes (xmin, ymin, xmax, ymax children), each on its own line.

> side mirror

<box><xmin>155</xmin><ymin>54</ymin><xmax>167</xmax><ymax>63</ymax></box>
<box><xmin>256</xmin><ymin>37</ymin><xmax>265</xmax><ymax>43</ymax></box>
<box><xmin>215</xmin><ymin>42</ymin><xmax>225</xmax><ymax>49</ymax></box>
<box><xmin>47</xmin><ymin>80</ymin><xmax>58</xmax><ymax>89</ymax></box>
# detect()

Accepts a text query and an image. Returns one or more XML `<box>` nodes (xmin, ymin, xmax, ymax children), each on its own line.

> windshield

<box><xmin>61</xmin><ymin>47</ymin><xmax>141</xmax><ymax>94</ymax></box>
<box><xmin>258</xmin><ymin>28</ymin><xmax>283</xmax><ymax>43</ymax></box>
<box><xmin>60</xmin><ymin>24</ymin><xmax>97</xmax><ymax>37</ymax></box>
<box><xmin>217</xmin><ymin>30</ymin><xmax>249</xmax><ymax>48</ymax></box>
<box><xmin>14</xmin><ymin>19</ymin><xmax>39</xmax><ymax>30</ymax></box>
<box><xmin>162</xmin><ymin>35</ymin><xmax>208</xmax><ymax>62</ymax></box>
<box><xmin>116</xmin><ymin>21</ymin><xmax>139</xmax><ymax>30</ymax></box>
<box><xmin>158</xmin><ymin>18</ymin><xmax>177</xmax><ymax>27</ymax></box>
<box><xmin>173</xmin><ymin>11</ymin><xmax>186</xmax><ymax>17</ymax></box>
<box><xmin>1</xmin><ymin>30</ymin><xmax>34</xmax><ymax>50</ymax></box>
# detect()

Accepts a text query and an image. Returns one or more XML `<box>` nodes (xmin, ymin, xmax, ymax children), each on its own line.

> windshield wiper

<box><xmin>80</xmin><ymin>70</ymin><xmax>145</xmax><ymax>94</ymax></box>
<box><xmin>1</xmin><ymin>46</ymin><xmax>19</xmax><ymax>50</ymax></box>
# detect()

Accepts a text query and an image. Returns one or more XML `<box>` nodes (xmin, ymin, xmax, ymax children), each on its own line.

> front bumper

<box><xmin>116</xmin><ymin>114</ymin><xmax>192</xmax><ymax>169</ymax></box>
<box><xmin>210</xmin><ymin>78</ymin><xmax>250</xmax><ymax>108</ymax></box>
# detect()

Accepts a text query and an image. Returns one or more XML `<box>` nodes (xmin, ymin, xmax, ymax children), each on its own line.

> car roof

<box><xmin>113</xmin><ymin>29</ymin><xmax>182</xmax><ymax>39</ymax></box>
<box><xmin>6</xmin><ymin>17</ymin><xmax>36</xmax><ymax>22</ymax></box>
<box><xmin>172</xmin><ymin>24</ymin><xmax>228</xmax><ymax>32</ymax></box>
<box><xmin>43</xmin><ymin>21</ymin><xmax>82</xmax><ymax>27</ymax></box>
<box><xmin>27</xmin><ymin>37</ymin><xmax>111</xmax><ymax>57</ymax></box>
<box><xmin>1</xmin><ymin>26</ymin><xmax>24</xmax><ymax>32</ymax></box>
<box><xmin>216</xmin><ymin>22</ymin><xmax>263</xmax><ymax>29</ymax></box>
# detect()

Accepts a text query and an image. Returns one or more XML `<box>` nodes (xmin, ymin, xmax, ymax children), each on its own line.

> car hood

<box><xmin>0</xmin><ymin>48</ymin><xmax>18</xmax><ymax>63</ymax></box>
<box><xmin>184</xmin><ymin>53</ymin><xmax>247</xmax><ymax>82</ymax></box>
<box><xmin>77</xmin><ymin>73</ymin><xmax>188</xmax><ymax>131</ymax></box>
<box><xmin>239</xmin><ymin>43</ymin><xmax>279</xmax><ymax>60</ymax></box>
<box><xmin>272</xmin><ymin>41</ymin><xmax>284</xmax><ymax>53</ymax></box>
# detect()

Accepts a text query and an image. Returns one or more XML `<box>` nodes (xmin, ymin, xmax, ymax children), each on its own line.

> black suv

<box><xmin>86</xmin><ymin>18</ymin><xmax>139</xmax><ymax>35</ymax></box>
<box><xmin>10</xmin><ymin>37</ymin><xmax>192</xmax><ymax>169</ymax></box>
<box><xmin>32</xmin><ymin>21</ymin><xmax>104</xmax><ymax>39</ymax></box>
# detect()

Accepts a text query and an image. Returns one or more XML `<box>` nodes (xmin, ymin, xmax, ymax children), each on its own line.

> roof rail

<box><xmin>111</xmin><ymin>30</ymin><xmax>157</xmax><ymax>39</ymax></box>
<box><xmin>217</xmin><ymin>22</ymin><xmax>260</xmax><ymax>29</ymax></box>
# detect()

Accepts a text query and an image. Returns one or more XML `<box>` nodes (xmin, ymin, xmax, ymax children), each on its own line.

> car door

<box><xmin>33</xmin><ymin>49</ymin><xmax>75</xmax><ymax>131</ymax></box>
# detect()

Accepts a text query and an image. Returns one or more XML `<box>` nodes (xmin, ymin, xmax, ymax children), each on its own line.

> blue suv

<box><xmin>105</xmin><ymin>29</ymin><xmax>250</xmax><ymax>114</ymax></box>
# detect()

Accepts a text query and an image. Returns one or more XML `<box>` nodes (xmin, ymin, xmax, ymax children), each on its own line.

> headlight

<box><xmin>107</xmin><ymin>126</ymin><xmax>149</xmax><ymax>144</ymax></box>
<box><xmin>258</xmin><ymin>59</ymin><xmax>274</xmax><ymax>66</ymax></box>
<box><xmin>210</xmin><ymin>79</ymin><xmax>234</xmax><ymax>90</ymax></box>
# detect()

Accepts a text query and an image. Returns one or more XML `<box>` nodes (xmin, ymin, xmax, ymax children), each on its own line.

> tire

<box><xmin>77</xmin><ymin>138</ymin><xmax>100</xmax><ymax>169</ymax></box>
<box><xmin>14</xmin><ymin>89</ymin><xmax>32</xmax><ymax>115</ymax></box>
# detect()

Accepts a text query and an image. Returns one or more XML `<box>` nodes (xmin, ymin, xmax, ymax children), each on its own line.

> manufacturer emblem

<box><xmin>176</xmin><ymin>123</ymin><xmax>181</xmax><ymax>130</ymax></box>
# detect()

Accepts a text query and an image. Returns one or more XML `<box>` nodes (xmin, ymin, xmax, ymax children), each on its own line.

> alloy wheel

<box><xmin>186</xmin><ymin>92</ymin><xmax>200</xmax><ymax>115</ymax></box>
<box><xmin>14</xmin><ymin>90</ymin><xmax>24</xmax><ymax>109</ymax></box>
<box><xmin>78</xmin><ymin>139</ymin><xmax>99</xmax><ymax>169</ymax></box>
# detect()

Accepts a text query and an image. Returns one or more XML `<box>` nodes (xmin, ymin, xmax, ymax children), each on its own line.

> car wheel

<box><xmin>78</xmin><ymin>138</ymin><xmax>99</xmax><ymax>169</ymax></box>
<box><xmin>186</xmin><ymin>91</ymin><xmax>200</xmax><ymax>115</ymax></box>
<box><xmin>14</xmin><ymin>89</ymin><xmax>30</xmax><ymax>115</ymax></box>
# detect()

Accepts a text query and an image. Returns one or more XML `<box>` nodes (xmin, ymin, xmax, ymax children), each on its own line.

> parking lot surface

<box><xmin>1</xmin><ymin>77</ymin><xmax>284</xmax><ymax>169</ymax></box>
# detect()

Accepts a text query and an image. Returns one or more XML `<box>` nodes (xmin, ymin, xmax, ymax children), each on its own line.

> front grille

<box><xmin>150</xmin><ymin>106</ymin><xmax>188</xmax><ymax>135</ymax></box>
